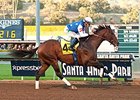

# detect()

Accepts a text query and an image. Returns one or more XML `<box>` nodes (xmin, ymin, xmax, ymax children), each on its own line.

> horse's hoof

<box><xmin>112</xmin><ymin>78</ymin><xmax>118</xmax><ymax>81</ymax></box>
<box><xmin>100</xmin><ymin>77</ymin><xmax>103</xmax><ymax>85</ymax></box>
<box><xmin>71</xmin><ymin>85</ymin><xmax>77</xmax><ymax>90</ymax></box>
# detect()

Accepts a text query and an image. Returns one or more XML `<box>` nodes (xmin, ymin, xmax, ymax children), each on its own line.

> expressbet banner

<box><xmin>11</xmin><ymin>61</ymin><xmax>45</xmax><ymax>76</ymax></box>
<box><xmin>62</xmin><ymin>60</ymin><xmax>132</xmax><ymax>78</ymax></box>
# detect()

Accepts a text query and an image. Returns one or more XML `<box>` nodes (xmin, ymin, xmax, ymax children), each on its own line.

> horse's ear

<box><xmin>109</xmin><ymin>25</ymin><xmax>111</xmax><ymax>29</ymax></box>
<box><xmin>105</xmin><ymin>25</ymin><xmax>107</xmax><ymax>28</ymax></box>
<box><xmin>106</xmin><ymin>25</ymin><xmax>111</xmax><ymax>29</ymax></box>
<box><xmin>98</xmin><ymin>25</ymin><xmax>102</xmax><ymax>29</ymax></box>
<box><xmin>104</xmin><ymin>24</ymin><xmax>108</xmax><ymax>28</ymax></box>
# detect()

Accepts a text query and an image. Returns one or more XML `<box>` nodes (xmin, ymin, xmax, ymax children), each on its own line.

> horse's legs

<box><xmin>52</xmin><ymin>61</ymin><xmax>71</xmax><ymax>86</ymax></box>
<box><xmin>87</xmin><ymin>60</ymin><xmax>116</xmax><ymax>79</ymax></box>
<box><xmin>98</xmin><ymin>63</ymin><xmax>116</xmax><ymax>80</ymax></box>
<box><xmin>35</xmin><ymin>63</ymin><xmax>50</xmax><ymax>89</ymax></box>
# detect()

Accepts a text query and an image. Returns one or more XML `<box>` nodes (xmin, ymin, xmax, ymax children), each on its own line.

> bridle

<box><xmin>92</xmin><ymin>28</ymin><xmax>115</xmax><ymax>45</ymax></box>
<box><xmin>80</xmin><ymin>27</ymin><xmax>117</xmax><ymax>47</ymax></box>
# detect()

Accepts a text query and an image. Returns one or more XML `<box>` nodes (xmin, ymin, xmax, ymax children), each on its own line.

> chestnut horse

<box><xmin>10</xmin><ymin>25</ymin><xmax>119</xmax><ymax>89</ymax></box>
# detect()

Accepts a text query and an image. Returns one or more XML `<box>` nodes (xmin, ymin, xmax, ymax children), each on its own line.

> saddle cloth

<box><xmin>61</xmin><ymin>39</ymin><xmax>78</xmax><ymax>64</ymax></box>
<box><xmin>61</xmin><ymin>39</ymin><xmax>78</xmax><ymax>54</ymax></box>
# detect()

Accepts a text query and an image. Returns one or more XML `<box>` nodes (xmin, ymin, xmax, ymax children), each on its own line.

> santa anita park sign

<box><xmin>62</xmin><ymin>54</ymin><xmax>132</xmax><ymax>78</ymax></box>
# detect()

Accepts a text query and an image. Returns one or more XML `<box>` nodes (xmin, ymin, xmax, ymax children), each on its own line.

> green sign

<box><xmin>118</xmin><ymin>26</ymin><xmax>139</xmax><ymax>53</ymax></box>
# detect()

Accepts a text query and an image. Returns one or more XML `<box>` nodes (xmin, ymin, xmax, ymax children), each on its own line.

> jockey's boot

<box><xmin>69</xmin><ymin>38</ymin><xmax>79</xmax><ymax>51</ymax></box>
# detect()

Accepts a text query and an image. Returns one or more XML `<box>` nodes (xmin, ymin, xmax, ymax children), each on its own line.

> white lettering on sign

<box><xmin>97</xmin><ymin>54</ymin><xmax>109</xmax><ymax>58</ymax></box>
<box><xmin>111</xmin><ymin>63</ymin><xmax>131</xmax><ymax>77</ymax></box>
<box><xmin>86</xmin><ymin>66</ymin><xmax>108</xmax><ymax>76</ymax></box>
<box><xmin>120</xmin><ymin>54</ymin><xmax>130</xmax><ymax>58</ymax></box>
<box><xmin>129</xmin><ymin>30</ymin><xmax>139</xmax><ymax>33</ymax></box>
<box><xmin>0</xmin><ymin>20</ymin><xmax>21</xmax><ymax>29</ymax></box>
<box><xmin>86</xmin><ymin>67</ymin><xmax>100</xmax><ymax>76</ymax></box>
<box><xmin>62</xmin><ymin>62</ymin><xmax>131</xmax><ymax>77</ymax></box>
<box><xmin>109</xmin><ymin>55</ymin><xmax>120</xmax><ymax>58</ymax></box>
<box><xmin>97</xmin><ymin>54</ymin><xmax>131</xmax><ymax>59</ymax></box>
<box><xmin>129</xmin><ymin>34</ymin><xmax>137</xmax><ymax>38</ymax></box>
<box><xmin>62</xmin><ymin>63</ymin><xmax>84</xmax><ymax>76</ymax></box>
<box><xmin>124</xmin><ymin>39</ymin><xmax>137</xmax><ymax>42</ymax></box>
<box><xmin>12</xmin><ymin>65</ymin><xmax>41</xmax><ymax>71</ymax></box>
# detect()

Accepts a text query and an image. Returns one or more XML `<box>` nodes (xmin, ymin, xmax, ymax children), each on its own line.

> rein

<box><xmin>93</xmin><ymin>29</ymin><xmax>113</xmax><ymax>44</ymax></box>
<box><xmin>92</xmin><ymin>33</ymin><xmax>106</xmax><ymax>40</ymax></box>
<box><xmin>79</xmin><ymin>32</ymin><xmax>105</xmax><ymax>47</ymax></box>
<box><xmin>81</xmin><ymin>28</ymin><xmax>114</xmax><ymax>47</ymax></box>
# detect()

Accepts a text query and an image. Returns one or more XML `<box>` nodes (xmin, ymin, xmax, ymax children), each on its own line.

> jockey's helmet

<box><xmin>84</xmin><ymin>17</ymin><xmax>93</xmax><ymax>23</ymax></box>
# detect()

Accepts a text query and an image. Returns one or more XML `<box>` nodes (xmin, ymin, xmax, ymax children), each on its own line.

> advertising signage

<box><xmin>11</xmin><ymin>61</ymin><xmax>45</xmax><ymax>76</ymax></box>
<box><xmin>62</xmin><ymin>60</ymin><xmax>132</xmax><ymax>78</ymax></box>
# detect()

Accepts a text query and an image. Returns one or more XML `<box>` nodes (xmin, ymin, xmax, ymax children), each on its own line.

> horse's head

<box><xmin>95</xmin><ymin>25</ymin><xmax>119</xmax><ymax>47</ymax></box>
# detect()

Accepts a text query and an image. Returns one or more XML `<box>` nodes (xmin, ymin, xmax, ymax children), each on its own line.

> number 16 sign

<box><xmin>0</xmin><ymin>19</ymin><xmax>24</xmax><ymax>40</ymax></box>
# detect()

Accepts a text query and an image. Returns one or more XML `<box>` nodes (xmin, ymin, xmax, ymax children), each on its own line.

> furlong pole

<box><xmin>35</xmin><ymin>0</ymin><xmax>40</xmax><ymax>47</ymax></box>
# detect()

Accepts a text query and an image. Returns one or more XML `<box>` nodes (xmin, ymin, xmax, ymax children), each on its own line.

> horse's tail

<box><xmin>9</xmin><ymin>47</ymin><xmax>38</xmax><ymax>58</ymax></box>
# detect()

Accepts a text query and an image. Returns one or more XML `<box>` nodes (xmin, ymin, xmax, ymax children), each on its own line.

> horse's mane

<box><xmin>95</xmin><ymin>25</ymin><xmax>111</xmax><ymax>33</ymax></box>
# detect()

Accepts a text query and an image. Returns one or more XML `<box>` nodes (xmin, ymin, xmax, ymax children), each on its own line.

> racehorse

<box><xmin>10</xmin><ymin>25</ymin><xmax>119</xmax><ymax>89</ymax></box>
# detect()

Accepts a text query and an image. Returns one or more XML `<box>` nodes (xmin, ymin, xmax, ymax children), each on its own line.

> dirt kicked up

<box><xmin>0</xmin><ymin>80</ymin><xmax>140</xmax><ymax>100</ymax></box>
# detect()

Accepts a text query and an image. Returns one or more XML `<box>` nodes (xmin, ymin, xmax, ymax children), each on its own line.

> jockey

<box><xmin>64</xmin><ymin>17</ymin><xmax>93</xmax><ymax>51</ymax></box>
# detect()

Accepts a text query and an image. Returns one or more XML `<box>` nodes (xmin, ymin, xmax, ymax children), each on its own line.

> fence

<box><xmin>0</xmin><ymin>51</ymin><xmax>134</xmax><ymax>81</ymax></box>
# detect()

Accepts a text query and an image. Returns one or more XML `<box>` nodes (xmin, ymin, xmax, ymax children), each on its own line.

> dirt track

<box><xmin>0</xmin><ymin>80</ymin><xmax>140</xmax><ymax>100</ymax></box>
